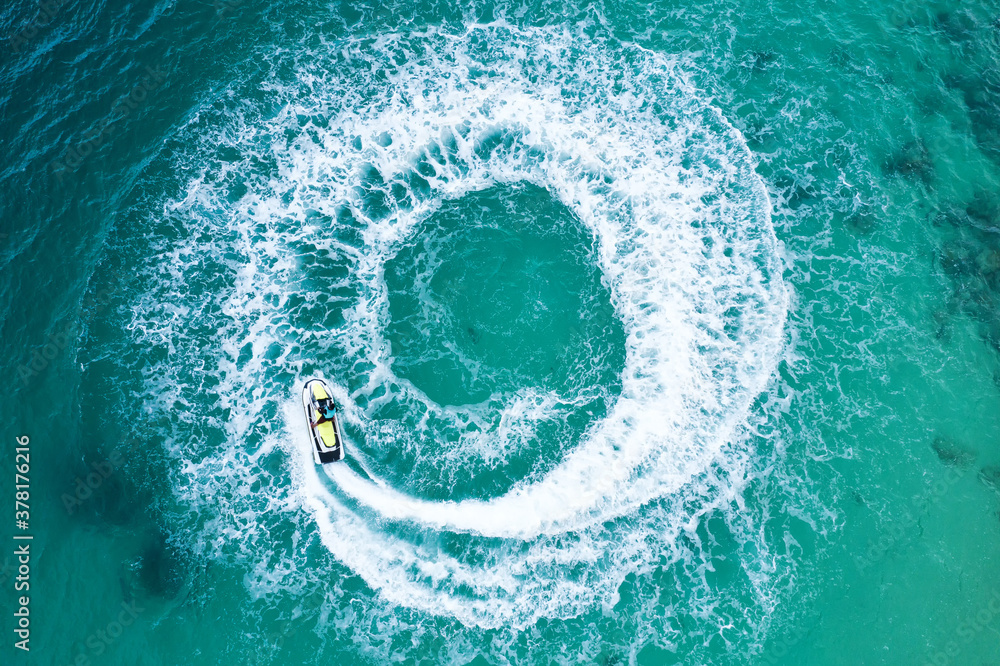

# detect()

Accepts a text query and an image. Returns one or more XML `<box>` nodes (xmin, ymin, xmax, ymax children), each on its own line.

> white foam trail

<box><xmin>129</xmin><ymin>22</ymin><xmax>788</xmax><ymax>630</ymax></box>
<box><xmin>284</xmin><ymin>25</ymin><xmax>787</xmax><ymax>623</ymax></box>
<box><xmin>284</xmin><ymin>30</ymin><xmax>788</xmax><ymax>540</ymax></box>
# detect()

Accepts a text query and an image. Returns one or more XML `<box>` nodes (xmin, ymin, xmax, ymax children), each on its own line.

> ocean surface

<box><xmin>2</xmin><ymin>0</ymin><xmax>1000</xmax><ymax>664</ymax></box>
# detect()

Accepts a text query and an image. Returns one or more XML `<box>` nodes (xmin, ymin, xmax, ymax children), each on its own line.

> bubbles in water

<box><xmin>125</xmin><ymin>21</ymin><xmax>787</xmax><ymax>638</ymax></box>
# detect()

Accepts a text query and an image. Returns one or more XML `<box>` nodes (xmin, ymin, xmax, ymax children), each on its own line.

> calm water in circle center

<box><xmin>385</xmin><ymin>184</ymin><xmax>624</xmax><ymax>407</ymax></box>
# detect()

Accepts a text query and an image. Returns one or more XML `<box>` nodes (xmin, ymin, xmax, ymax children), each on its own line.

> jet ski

<box><xmin>302</xmin><ymin>378</ymin><xmax>346</xmax><ymax>464</ymax></box>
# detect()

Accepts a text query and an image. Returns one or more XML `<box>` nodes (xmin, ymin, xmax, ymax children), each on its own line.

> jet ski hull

<box><xmin>302</xmin><ymin>378</ymin><xmax>346</xmax><ymax>464</ymax></box>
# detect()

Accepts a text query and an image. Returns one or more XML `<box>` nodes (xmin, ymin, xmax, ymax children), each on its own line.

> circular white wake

<box><xmin>130</xmin><ymin>22</ymin><xmax>788</xmax><ymax>631</ymax></box>
<box><xmin>272</xmin><ymin>24</ymin><xmax>788</xmax><ymax>627</ymax></box>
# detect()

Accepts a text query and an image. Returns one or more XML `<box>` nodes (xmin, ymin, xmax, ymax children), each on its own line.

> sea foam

<box><xmin>129</xmin><ymin>22</ymin><xmax>787</xmax><ymax>632</ymax></box>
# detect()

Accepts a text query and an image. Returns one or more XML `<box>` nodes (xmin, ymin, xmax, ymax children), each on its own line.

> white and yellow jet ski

<box><xmin>302</xmin><ymin>378</ymin><xmax>346</xmax><ymax>464</ymax></box>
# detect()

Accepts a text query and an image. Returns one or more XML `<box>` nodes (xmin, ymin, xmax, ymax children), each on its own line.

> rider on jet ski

<box><xmin>312</xmin><ymin>400</ymin><xmax>337</xmax><ymax>427</ymax></box>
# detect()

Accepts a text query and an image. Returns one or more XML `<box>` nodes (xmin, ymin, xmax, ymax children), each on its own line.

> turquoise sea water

<box><xmin>2</xmin><ymin>0</ymin><xmax>1000</xmax><ymax>664</ymax></box>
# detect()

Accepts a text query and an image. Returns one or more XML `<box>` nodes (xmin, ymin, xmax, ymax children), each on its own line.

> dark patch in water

<box><xmin>742</xmin><ymin>49</ymin><xmax>779</xmax><ymax>72</ymax></box>
<box><xmin>931</xmin><ymin>307</ymin><xmax>954</xmax><ymax>342</ymax></box>
<box><xmin>90</xmin><ymin>473</ymin><xmax>139</xmax><ymax>526</ymax></box>
<box><xmin>773</xmin><ymin>173</ymin><xmax>817</xmax><ymax>210</ymax></box>
<box><xmin>740</xmin><ymin>114</ymin><xmax>778</xmax><ymax>153</ymax></box>
<box><xmin>978</xmin><ymin>465</ymin><xmax>1000</xmax><ymax>494</ymax></box>
<box><xmin>941</xmin><ymin>235</ymin><xmax>981</xmax><ymax>272</ymax></box>
<box><xmin>933</xmin><ymin>10</ymin><xmax>981</xmax><ymax>43</ymax></box>
<box><xmin>828</xmin><ymin>46</ymin><xmax>851</xmax><ymax>68</ymax></box>
<box><xmin>963</xmin><ymin>73</ymin><xmax>1000</xmax><ymax>163</ymax></box>
<box><xmin>885</xmin><ymin>140</ymin><xmax>933</xmax><ymax>183</ymax></box>
<box><xmin>932</xmin><ymin>196</ymin><xmax>1000</xmax><ymax>356</ymax></box>
<box><xmin>846</xmin><ymin>210</ymin><xmax>877</xmax><ymax>235</ymax></box>
<box><xmin>931</xmin><ymin>436</ymin><xmax>976</xmax><ymax>467</ymax></box>
<box><xmin>941</xmin><ymin>71</ymin><xmax>967</xmax><ymax>93</ymax></box>
<box><xmin>137</xmin><ymin>532</ymin><xmax>186</xmax><ymax>600</ymax></box>
<box><xmin>61</xmin><ymin>440</ymin><xmax>143</xmax><ymax>528</ymax></box>
<box><xmin>966</xmin><ymin>191</ymin><xmax>1000</xmax><ymax>233</ymax></box>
